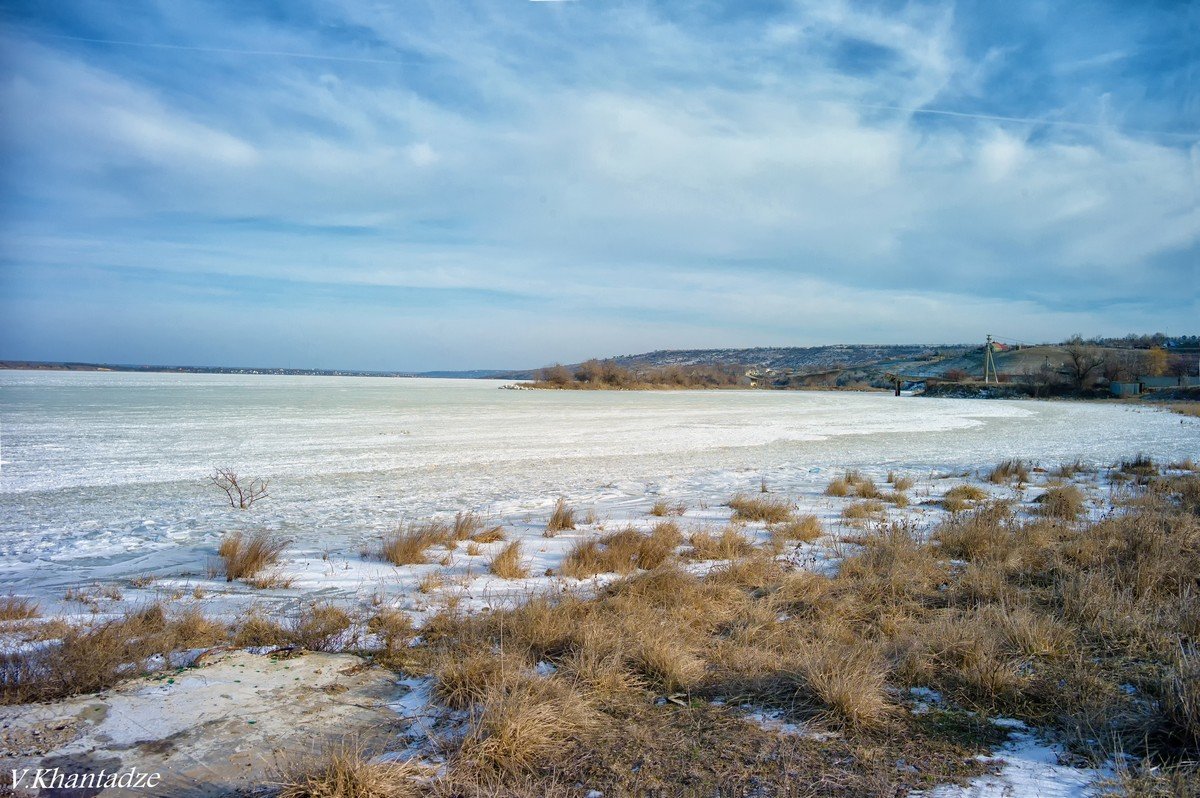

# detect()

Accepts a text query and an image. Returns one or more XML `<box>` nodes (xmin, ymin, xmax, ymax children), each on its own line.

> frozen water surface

<box><xmin>1</xmin><ymin>371</ymin><xmax>1196</xmax><ymax>605</ymax></box>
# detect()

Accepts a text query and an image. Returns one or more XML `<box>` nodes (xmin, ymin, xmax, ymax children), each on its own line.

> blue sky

<box><xmin>1</xmin><ymin>0</ymin><xmax>1196</xmax><ymax>370</ymax></box>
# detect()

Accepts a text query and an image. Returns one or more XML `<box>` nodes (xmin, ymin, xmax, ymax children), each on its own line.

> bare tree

<box><xmin>1063</xmin><ymin>336</ymin><xmax>1104</xmax><ymax>391</ymax></box>
<box><xmin>209</xmin><ymin>467</ymin><xmax>269</xmax><ymax>509</ymax></box>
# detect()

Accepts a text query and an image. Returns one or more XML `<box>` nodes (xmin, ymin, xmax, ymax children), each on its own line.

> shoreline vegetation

<box><xmin>3</xmin><ymin>457</ymin><xmax>1199</xmax><ymax>795</ymax></box>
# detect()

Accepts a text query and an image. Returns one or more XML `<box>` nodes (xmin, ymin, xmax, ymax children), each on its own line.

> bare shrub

<box><xmin>489</xmin><ymin>541</ymin><xmax>530</xmax><ymax>579</ymax></box>
<box><xmin>545</xmin><ymin>498</ymin><xmax>576</xmax><ymax>536</ymax></box>
<box><xmin>216</xmin><ymin>530</ymin><xmax>289</xmax><ymax>582</ymax></box>
<box><xmin>209</xmin><ymin>467</ymin><xmax>268</xmax><ymax>509</ymax></box>
<box><xmin>729</xmin><ymin>495</ymin><xmax>793</xmax><ymax>523</ymax></box>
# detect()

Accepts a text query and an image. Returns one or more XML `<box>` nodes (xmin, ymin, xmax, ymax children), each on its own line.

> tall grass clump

<box><xmin>278</xmin><ymin>744</ymin><xmax>423</xmax><ymax>798</ymax></box>
<box><xmin>1038</xmin><ymin>485</ymin><xmax>1086</xmax><ymax>520</ymax></box>
<box><xmin>380</xmin><ymin>522</ymin><xmax>449</xmax><ymax>565</ymax></box>
<box><xmin>545</xmin><ymin>498</ymin><xmax>576</xmax><ymax>536</ymax></box>
<box><xmin>216</xmin><ymin>530</ymin><xmax>289</xmax><ymax>582</ymax></box>
<box><xmin>728</xmin><ymin>494</ymin><xmax>793</xmax><ymax>523</ymax></box>
<box><xmin>988</xmin><ymin>459</ymin><xmax>1030</xmax><ymax>484</ymax></box>
<box><xmin>0</xmin><ymin>596</ymin><xmax>39</xmax><ymax>621</ymax></box>
<box><xmin>488</xmin><ymin>541</ymin><xmax>530</xmax><ymax>579</ymax></box>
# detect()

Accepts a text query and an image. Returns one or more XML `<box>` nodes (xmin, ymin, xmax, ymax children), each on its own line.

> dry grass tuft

<box><xmin>560</xmin><ymin>524</ymin><xmax>681</xmax><ymax>578</ymax></box>
<box><xmin>728</xmin><ymin>494</ymin><xmax>793</xmax><ymax>523</ymax></box>
<box><xmin>278</xmin><ymin>744</ymin><xmax>424</xmax><ymax>798</ymax></box>
<box><xmin>888</xmin><ymin>473</ymin><xmax>916</xmax><ymax>492</ymax></box>
<box><xmin>854</xmin><ymin>478</ymin><xmax>882</xmax><ymax>499</ymax></box>
<box><xmin>458</xmin><ymin>673</ymin><xmax>598</xmax><ymax>775</ymax></box>
<box><xmin>825</xmin><ymin>477</ymin><xmax>851</xmax><ymax>497</ymax></box>
<box><xmin>788</xmin><ymin>640</ymin><xmax>894</xmax><ymax>729</ymax></box>
<box><xmin>1038</xmin><ymin>485</ymin><xmax>1086</xmax><ymax>520</ymax></box>
<box><xmin>689</xmin><ymin>526</ymin><xmax>755</xmax><ymax>560</ymax></box>
<box><xmin>2</xmin><ymin>604</ymin><xmax>228</xmax><ymax>705</ymax></box>
<box><xmin>649</xmin><ymin>499</ymin><xmax>686</xmax><ymax>517</ymax></box>
<box><xmin>488</xmin><ymin>541</ymin><xmax>530</xmax><ymax>579</ymax></box>
<box><xmin>988</xmin><ymin>459</ymin><xmax>1030</xmax><ymax>484</ymax></box>
<box><xmin>216</xmin><ymin>530</ymin><xmax>289</xmax><ymax>582</ymax></box>
<box><xmin>289</xmin><ymin>602</ymin><xmax>353</xmax><ymax>651</ymax></box>
<box><xmin>842</xmin><ymin>500</ymin><xmax>886</xmax><ymax>521</ymax></box>
<box><xmin>0</xmin><ymin>596</ymin><xmax>39</xmax><ymax>621</ymax></box>
<box><xmin>380</xmin><ymin>522</ymin><xmax>449</xmax><ymax>565</ymax></box>
<box><xmin>453</xmin><ymin>511</ymin><xmax>485</xmax><ymax>540</ymax></box>
<box><xmin>545</xmin><ymin>498</ymin><xmax>576</xmax><ymax>536</ymax></box>
<box><xmin>769</xmin><ymin>515</ymin><xmax>823</xmax><ymax>550</ymax></box>
<box><xmin>471</xmin><ymin>525</ymin><xmax>506</xmax><ymax>543</ymax></box>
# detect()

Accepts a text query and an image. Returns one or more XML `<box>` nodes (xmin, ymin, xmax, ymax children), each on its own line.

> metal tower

<box><xmin>983</xmin><ymin>335</ymin><xmax>998</xmax><ymax>384</ymax></box>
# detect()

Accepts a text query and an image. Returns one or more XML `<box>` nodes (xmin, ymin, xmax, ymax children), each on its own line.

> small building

<box><xmin>1111</xmin><ymin>382</ymin><xmax>1141</xmax><ymax>397</ymax></box>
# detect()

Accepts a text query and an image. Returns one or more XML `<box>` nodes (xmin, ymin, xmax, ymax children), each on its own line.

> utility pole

<box><xmin>983</xmin><ymin>335</ymin><xmax>998</xmax><ymax>384</ymax></box>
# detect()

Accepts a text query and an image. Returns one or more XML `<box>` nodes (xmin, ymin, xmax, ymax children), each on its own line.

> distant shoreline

<box><xmin>0</xmin><ymin>360</ymin><xmax>511</xmax><ymax>380</ymax></box>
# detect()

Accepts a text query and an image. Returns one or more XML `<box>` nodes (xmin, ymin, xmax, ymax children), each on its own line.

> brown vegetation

<box><xmin>380</xmin><ymin>522</ymin><xmax>449</xmax><ymax>566</ymax></box>
<box><xmin>545</xmin><ymin>498</ymin><xmax>576</xmax><ymax>536</ymax></box>
<box><xmin>1</xmin><ymin>603</ymin><xmax>227</xmax><ymax>705</ymax></box>
<box><xmin>215</xmin><ymin>530</ymin><xmax>289</xmax><ymax>582</ymax></box>
<box><xmin>530</xmin><ymin>359</ymin><xmax>744</xmax><ymax>390</ymax></box>
<box><xmin>488</xmin><ymin>541</ymin><xmax>530</xmax><ymax>579</ymax></box>
<box><xmin>277</xmin><ymin>744</ymin><xmax>424</xmax><ymax>798</ymax></box>
<box><xmin>0</xmin><ymin>596</ymin><xmax>39</xmax><ymax>621</ymax></box>
<box><xmin>728</xmin><ymin>494</ymin><xmax>793</xmax><ymax>523</ymax></box>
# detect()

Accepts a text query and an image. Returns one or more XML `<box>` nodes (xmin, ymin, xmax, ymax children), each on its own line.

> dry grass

<box><xmin>380</xmin><ymin>522</ymin><xmax>449</xmax><ymax>565</ymax></box>
<box><xmin>545</xmin><ymin>498</ymin><xmax>576</xmax><ymax>536</ymax></box>
<box><xmin>488</xmin><ymin>541</ymin><xmax>530</xmax><ymax>579</ymax></box>
<box><xmin>471</xmin><ymin>525</ymin><xmax>506</xmax><ymax>543</ymax></box>
<box><xmin>854</xmin><ymin>478</ymin><xmax>882</xmax><ymax>499</ymax></box>
<box><xmin>888</xmin><ymin>473</ymin><xmax>916</xmax><ymax>492</ymax></box>
<box><xmin>825</xmin><ymin>477</ymin><xmax>851</xmax><ymax>497</ymax></box>
<box><xmin>458</xmin><ymin>673</ymin><xmax>599</xmax><ymax>775</ymax></box>
<box><xmin>391</xmin><ymin>470</ymin><xmax>1200</xmax><ymax>795</ymax></box>
<box><xmin>787</xmin><ymin>640</ymin><xmax>894</xmax><ymax>729</ymax></box>
<box><xmin>277</xmin><ymin>744</ymin><xmax>424</xmax><ymax>798</ymax></box>
<box><xmin>768</xmin><ymin>515</ymin><xmax>822</xmax><ymax>550</ymax></box>
<box><xmin>0</xmin><ymin>596</ymin><xmax>38</xmax><ymax>621</ymax></box>
<box><xmin>216</xmin><ymin>530</ymin><xmax>289</xmax><ymax>582</ymax></box>
<box><xmin>688</xmin><ymin>526</ymin><xmax>754</xmax><ymax>560</ymax></box>
<box><xmin>842</xmin><ymin>499</ymin><xmax>886</xmax><ymax>521</ymax></box>
<box><xmin>418</xmin><ymin>571</ymin><xmax>446</xmax><ymax>593</ymax></box>
<box><xmin>560</xmin><ymin>524</ymin><xmax>681</xmax><ymax>579</ymax></box>
<box><xmin>289</xmin><ymin>602</ymin><xmax>353</xmax><ymax>651</ymax></box>
<box><xmin>988</xmin><ymin>459</ymin><xmax>1030</xmax><ymax>484</ymax></box>
<box><xmin>648</xmin><ymin>499</ymin><xmax>686</xmax><ymax>517</ymax></box>
<box><xmin>453</xmin><ymin>511</ymin><xmax>485</xmax><ymax>540</ymax></box>
<box><xmin>1038</xmin><ymin>485</ymin><xmax>1086</xmax><ymax>519</ymax></box>
<box><xmin>728</xmin><ymin>494</ymin><xmax>793</xmax><ymax>523</ymax></box>
<box><xmin>1</xmin><ymin>604</ymin><xmax>228</xmax><ymax>705</ymax></box>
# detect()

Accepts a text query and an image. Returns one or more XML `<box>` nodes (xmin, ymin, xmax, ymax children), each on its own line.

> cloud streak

<box><xmin>0</xmin><ymin>0</ymin><xmax>1196</xmax><ymax>370</ymax></box>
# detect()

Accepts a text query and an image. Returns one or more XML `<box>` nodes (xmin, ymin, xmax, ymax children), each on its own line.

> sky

<box><xmin>0</xmin><ymin>0</ymin><xmax>1197</xmax><ymax>371</ymax></box>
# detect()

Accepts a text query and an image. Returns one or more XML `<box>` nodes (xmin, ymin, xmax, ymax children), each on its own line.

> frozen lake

<box><xmin>1</xmin><ymin>371</ymin><xmax>1196</xmax><ymax>604</ymax></box>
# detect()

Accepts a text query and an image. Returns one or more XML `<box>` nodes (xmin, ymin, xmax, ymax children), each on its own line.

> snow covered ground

<box><xmin>2</xmin><ymin>371</ymin><xmax>1196</xmax><ymax>626</ymax></box>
